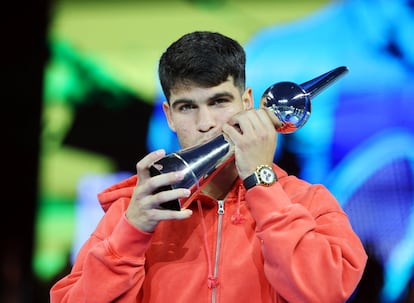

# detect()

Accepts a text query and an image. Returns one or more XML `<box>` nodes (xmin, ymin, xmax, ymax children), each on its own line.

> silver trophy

<box><xmin>150</xmin><ymin>66</ymin><xmax>349</xmax><ymax>210</ymax></box>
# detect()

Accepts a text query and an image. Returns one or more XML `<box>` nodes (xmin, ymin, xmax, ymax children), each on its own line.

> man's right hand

<box><xmin>125</xmin><ymin>150</ymin><xmax>193</xmax><ymax>232</ymax></box>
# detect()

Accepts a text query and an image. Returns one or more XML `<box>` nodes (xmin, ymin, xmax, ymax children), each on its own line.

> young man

<box><xmin>50</xmin><ymin>31</ymin><xmax>367</xmax><ymax>302</ymax></box>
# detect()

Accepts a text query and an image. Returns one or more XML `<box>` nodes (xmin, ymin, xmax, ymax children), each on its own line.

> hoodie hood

<box><xmin>97</xmin><ymin>175</ymin><xmax>137</xmax><ymax>212</ymax></box>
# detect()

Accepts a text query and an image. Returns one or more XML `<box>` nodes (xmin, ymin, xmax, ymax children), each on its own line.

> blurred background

<box><xmin>4</xmin><ymin>0</ymin><xmax>414</xmax><ymax>302</ymax></box>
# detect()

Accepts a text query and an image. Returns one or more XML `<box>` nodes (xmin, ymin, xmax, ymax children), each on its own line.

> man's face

<box><xmin>163</xmin><ymin>77</ymin><xmax>253</xmax><ymax>149</ymax></box>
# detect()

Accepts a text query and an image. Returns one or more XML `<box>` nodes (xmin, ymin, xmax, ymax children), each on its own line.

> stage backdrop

<box><xmin>36</xmin><ymin>0</ymin><xmax>414</xmax><ymax>302</ymax></box>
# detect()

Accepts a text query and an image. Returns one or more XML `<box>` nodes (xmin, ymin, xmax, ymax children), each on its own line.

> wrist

<box><xmin>243</xmin><ymin>165</ymin><xmax>277</xmax><ymax>190</ymax></box>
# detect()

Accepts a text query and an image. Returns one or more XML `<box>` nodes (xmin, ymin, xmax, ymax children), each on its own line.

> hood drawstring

<box><xmin>231</xmin><ymin>184</ymin><xmax>246</xmax><ymax>225</ymax></box>
<box><xmin>197</xmin><ymin>199</ymin><xmax>219</xmax><ymax>289</ymax></box>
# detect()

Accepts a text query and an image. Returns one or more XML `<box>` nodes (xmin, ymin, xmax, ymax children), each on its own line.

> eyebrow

<box><xmin>170</xmin><ymin>92</ymin><xmax>235</xmax><ymax>110</ymax></box>
<box><xmin>170</xmin><ymin>98</ymin><xmax>193</xmax><ymax>110</ymax></box>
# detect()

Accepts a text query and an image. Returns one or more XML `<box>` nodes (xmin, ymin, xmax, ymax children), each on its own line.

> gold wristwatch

<box><xmin>243</xmin><ymin>165</ymin><xmax>277</xmax><ymax>190</ymax></box>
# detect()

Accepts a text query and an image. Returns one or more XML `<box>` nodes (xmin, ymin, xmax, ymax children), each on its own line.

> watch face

<box><xmin>258</xmin><ymin>166</ymin><xmax>276</xmax><ymax>185</ymax></box>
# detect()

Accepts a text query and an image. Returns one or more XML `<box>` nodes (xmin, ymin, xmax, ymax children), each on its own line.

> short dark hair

<box><xmin>158</xmin><ymin>31</ymin><xmax>246</xmax><ymax>101</ymax></box>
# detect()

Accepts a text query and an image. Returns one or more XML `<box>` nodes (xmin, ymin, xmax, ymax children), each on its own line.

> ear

<box><xmin>242</xmin><ymin>87</ymin><xmax>254</xmax><ymax>110</ymax></box>
<box><xmin>162</xmin><ymin>101</ymin><xmax>176</xmax><ymax>132</ymax></box>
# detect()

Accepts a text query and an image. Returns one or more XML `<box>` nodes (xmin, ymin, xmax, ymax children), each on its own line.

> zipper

<box><xmin>212</xmin><ymin>200</ymin><xmax>224</xmax><ymax>303</ymax></box>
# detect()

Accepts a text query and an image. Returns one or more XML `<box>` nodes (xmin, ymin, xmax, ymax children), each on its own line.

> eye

<box><xmin>178</xmin><ymin>103</ymin><xmax>197</xmax><ymax>112</ymax></box>
<box><xmin>211</xmin><ymin>98</ymin><xmax>230</xmax><ymax>106</ymax></box>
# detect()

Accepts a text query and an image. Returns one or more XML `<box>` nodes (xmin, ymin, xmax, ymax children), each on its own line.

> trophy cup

<box><xmin>150</xmin><ymin>66</ymin><xmax>349</xmax><ymax>210</ymax></box>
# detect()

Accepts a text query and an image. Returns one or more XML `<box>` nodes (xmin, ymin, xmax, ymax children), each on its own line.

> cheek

<box><xmin>221</xmin><ymin>107</ymin><xmax>243</xmax><ymax>123</ymax></box>
<box><xmin>171</xmin><ymin>115</ymin><xmax>191</xmax><ymax>132</ymax></box>
<box><xmin>174</xmin><ymin>123</ymin><xmax>191</xmax><ymax>135</ymax></box>
<box><xmin>173</xmin><ymin>122</ymin><xmax>194</xmax><ymax>146</ymax></box>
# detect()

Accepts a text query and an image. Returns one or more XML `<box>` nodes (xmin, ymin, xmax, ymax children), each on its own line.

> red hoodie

<box><xmin>50</xmin><ymin>164</ymin><xmax>367</xmax><ymax>303</ymax></box>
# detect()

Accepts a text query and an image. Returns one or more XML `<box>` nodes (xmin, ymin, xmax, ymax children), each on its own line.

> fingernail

<box><xmin>156</xmin><ymin>149</ymin><xmax>165</xmax><ymax>156</ymax></box>
<box><xmin>175</xmin><ymin>171</ymin><xmax>185</xmax><ymax>179</ymax></box>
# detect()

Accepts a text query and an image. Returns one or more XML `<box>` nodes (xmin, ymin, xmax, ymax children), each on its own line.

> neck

<box><xmin>201</xmin><ymin>161</ymin><xmax>238</xmax><ymax>200</ymax></box>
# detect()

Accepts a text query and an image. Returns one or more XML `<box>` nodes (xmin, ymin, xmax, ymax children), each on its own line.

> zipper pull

<box><xmin>217</xmin><ymin>200</ymin><xmax>225</xmax><ymax>215</ymax></box>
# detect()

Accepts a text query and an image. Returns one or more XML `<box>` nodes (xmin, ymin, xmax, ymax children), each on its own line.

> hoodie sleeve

<box><xmin>50</xmin><ymin>197</ymin><xmax>152</xmax><ymax>303</ymax></box>
<box><xmin>245</xmin><ymin>177</ymin><xmax>367</xmax><ymax>303</ymax></box>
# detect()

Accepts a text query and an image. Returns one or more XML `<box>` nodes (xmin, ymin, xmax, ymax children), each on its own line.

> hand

<box><xmin>222</xmin><ymin>108</ymin><xmax>280</xmax><ymax>179</ymax></box>
<box><xmin>126</xmin><ymin>150</ymin><xmax>193</xmax><ymax>232</ymax></box>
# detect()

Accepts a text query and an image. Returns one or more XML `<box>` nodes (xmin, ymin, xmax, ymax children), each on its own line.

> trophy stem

<box><xmin>300</xmin><ymin>66</ymin><xmax>349</xmax><ymax>98</ymax></box>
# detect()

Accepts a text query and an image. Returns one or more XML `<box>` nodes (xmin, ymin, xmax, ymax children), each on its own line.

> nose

<box><xmin>197</xmin><ymin>106</ymin><xmax>216</xmax><ymax>132</ymax></box>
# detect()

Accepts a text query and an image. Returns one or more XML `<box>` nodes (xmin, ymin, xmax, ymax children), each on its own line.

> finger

<box><xmin>234</xmin><ymin>109</ymin><xmax>266</xmax><ymax>136</ymax></box>
<box><xmin>143</xmin><ymin>169</ymin><xmax>186</xmax><ymax>195</ymax></box>
<box><xmin>151</xmin><ymin>208</ymin><xmax>193</xmax><ymax>221</ymax></box>
<box><xmin>257</xmin><ymin>108</ymin><xmax>278</xmax><ymax>130</ymax></box>
<box><xmin>151</xmin><ymin>187</ymin><xmax>191</xmax><ymax>209</ymax></box>
<box><xmin>137</xmin><ymin>149</ymin><xmax>166</xmax><ymax>171</ymax></box>
<box><xmin>133</xmin><ymin>171</ymin><xmax>190</xmax><ymax>209</ymax></box>
<box><xmin>263</xmin><ymin>108</ymin><xmax>283</xmax><ymax>129</ymax></box>
<box><xmin>239</xmin><ymin>108</ymin><xmax>282</xmax><ymax>134</ymax></box>
<box><xmin>222</xmin><ymin>122</ymin><xmax>242</xmax><ymax>143</ymax></box>
<box><xmin>136</xmin><ymin>149</ymin><xmax>166</xmax><ymax>180</ymax></box>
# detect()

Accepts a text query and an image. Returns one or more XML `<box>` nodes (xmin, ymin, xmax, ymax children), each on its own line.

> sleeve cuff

<box><xmin>245</xmin><ymin>182</ymin><xmax>292</xmax><ymax>218</ymax></box>
<box><xmin>107</xmin><ymin>213</ymin><xmax>153</xmax><ymax>259</ymax></box>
